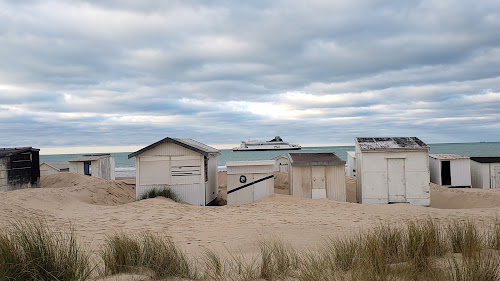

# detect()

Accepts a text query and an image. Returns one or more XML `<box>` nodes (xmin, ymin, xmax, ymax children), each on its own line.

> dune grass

<box><xmin>100</xmin><ymin>231</ymin><xmax>195</xmax><ymax>279</ymax></box>
<box><xmin>139</xmin><ymin>186</ymin><xmax>181</xmax><ymax>202</ymax></box>
<box><xmin>2</xmin><ymin>217</ymin><xmax>500</xmax><ymax>280</ymax></box>
<box><xmin>0</xmin><ymin>220</ymin><xmax>93</xmax><ymax>281</ymax></box>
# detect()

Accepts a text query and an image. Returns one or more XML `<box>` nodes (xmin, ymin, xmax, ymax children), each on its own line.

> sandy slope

<box><xmin>1</xmin><ymin>172</ymin><xmax>500</xmax><ymax>260</ymax></box>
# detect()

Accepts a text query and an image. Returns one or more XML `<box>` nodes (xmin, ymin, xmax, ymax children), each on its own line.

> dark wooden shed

<box><xmin>0</xmin><ymin>147</ymin><xmax>40</xmax><ymax>191</ymax></box>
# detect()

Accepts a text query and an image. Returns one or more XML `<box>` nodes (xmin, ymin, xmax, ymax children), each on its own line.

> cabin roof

<box><xmin>40</xmin><ymin>162</ymin><xmax>70</xmax><ymax>170</ymax></box>
<box><xmin>0</xmin><ymin>147</ymin><xmax>39</xmax><ymax>158</ymax></box>
<box><xmin>288</xmin><ymin>153</ymin><xmax>345</xmax><ymax>166</ymax></box>
<box><xmin>470</xmin><ymin>157</ymin><xmax>500</xmax><ymax>163</ymax></box>
<box><xmin>271</xmin><ymin>154</ymin><xmax>289</xmax><ymax>160</ymax></box>
<box><xmin>128</xmin><ymin>137</ymin><xmax>220</xmax><ymax>158</ymax></box>
<box><xmin>69</xmin><ymin>154</ymin><xmax>111</xmax><ymax>162</ymax></box>
<box><xmin>429</xmin><ymin>154</ymin><xmax>469</xmax><ymax>160</ymax></box>
<box><xmin>355</xmin><ymin>137</ymin><xmax>428</xmax><ymax>151</ymax></box>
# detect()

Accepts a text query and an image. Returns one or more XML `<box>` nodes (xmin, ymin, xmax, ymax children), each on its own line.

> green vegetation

<box><xmin>2</xmin><ymin>218</ymin><xmax>500</xmax><ymax>280</ymax></box>
<box><xmin>139</xmin><ymin>186</ymin><xmax>181</xmax><ymax>202</ymax></box>
<box><xmin>0</xmin><ymin>220</ymin><xmax>93</xmax><ymax>281</ymax></box>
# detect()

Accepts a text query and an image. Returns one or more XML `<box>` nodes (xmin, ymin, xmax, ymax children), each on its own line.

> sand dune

<box><xmin>1</xmin><ymin>172</ymin><xmax>500</xmax><ymax>260</ymax></box>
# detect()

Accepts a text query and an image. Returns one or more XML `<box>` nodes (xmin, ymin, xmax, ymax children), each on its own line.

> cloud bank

<box><xmin>1</xmin><ymin>0</ymin><xmax>500</xmax><ymax>150</ymax></box>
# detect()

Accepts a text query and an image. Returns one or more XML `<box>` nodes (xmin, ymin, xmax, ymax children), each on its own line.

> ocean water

<box><xmin>40</xmin><ymin>142</ymin><xmax>500</xmax><ymax>178</ymax></box>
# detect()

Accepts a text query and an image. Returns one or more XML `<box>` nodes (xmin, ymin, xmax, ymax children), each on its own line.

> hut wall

<box><xmin>347</xmin><ymin>151</ymin><xmax>356</xmax><ymax>177</ymax></box>
<box><xmin>450</xmin><ymin>158</ymin><xmax>471</xmax><ymax>187</ymax></box>
<box><xmin>0</xmin><ymin>151</ymin><xmax>40</xmax><ymax>191</ymax></box>
<box><xmin>471</xmin><ymin>161</ymin><xmax>489</xmax><ymax>189</ymax></box>
<box><xmin>226</xmin><ymin>161</ymin><xmax>274</xmax><ymax>205</ymax></box>
<box><xmin>40</xmin><ymin>163</ymin><xmax>59</xmax><ymax>176</ymax></box>
<box><xmin>135</xmin><ymin>142</ymin><xmax>210</xmax><ymax>206</ymax></box>
<box><xmin>356</xmin><ymin>149</ymin><xmax>429</xmax><ymax>206</ymax></box>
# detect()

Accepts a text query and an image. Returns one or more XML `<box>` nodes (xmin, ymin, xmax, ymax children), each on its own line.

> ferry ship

<box><xmin>233</xmin><ymin>136</ymin><xmax>301</xmax><ymax>151</ymax></box>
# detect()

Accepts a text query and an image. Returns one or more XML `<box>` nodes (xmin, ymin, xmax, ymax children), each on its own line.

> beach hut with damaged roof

<box><xmin>69</xmin><ymin>154</ymin><xmax>115</xmax><ymax>180</ymax></box>
<box><xmin>470</xmin><ymin>157</ymin><xmax>500</xmax><ymax>189</ymax></box>
<box><xmin>128</xmin><ymin>137</ymin><xmax>220</xmax><ymax>206</ymax></box>
<box><xmin>40</xmin><ymin>162</ymin><xmax>70</xmax><ymax>176</ymax></box>
<box><xmin>355</xmin><ymin>137</ymin><xmax>430</xmax><ymax>206</ymax></box>
<box><xmin>429</xmin><ymin>154</ymin><xmax>471</xmax><ymax>187</ymax></box>
<box><xmin>288</xmin><ymin>153</ymin><xmax>346</xmax><ymax>201</ymax></box>
<box><xmin>0</xmin><ymin>147</ymin><xmax>40</xmax><ymax>192</ymax></box>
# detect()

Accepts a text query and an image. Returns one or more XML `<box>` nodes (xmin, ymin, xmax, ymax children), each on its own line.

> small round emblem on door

<box><xmin>239</xmin><ymin>175</ymin><xmax>247</xmax><ymax>183</ymax></box>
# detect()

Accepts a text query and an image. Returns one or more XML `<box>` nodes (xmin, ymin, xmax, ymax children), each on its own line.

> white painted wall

<box><xmin>471</xmin><ymin>161</ymin><xmax>500</xmax><ymax>189</ymax></box>
<box><xmin>134</xmin><ymin>142</ymin><xmax>218</xmax><ymax>206</ymax></box>
<box><xmin>226</xmin><ymin>161</ymin><xmax>274</xmax><ymax>205</ymax></box>
<box><xmin>274</xmin><ymin>156</ymin><xmax>290</xmax><ymax>173</ymax></box>
<box><xmin>347</xmin><ymin>151</ymin><xmax>356</xmax><ymax>177</ymax></box>
<box><xmin>40</xmin><ymin>163</ymin><xmax>59</xmax><ymax>176</ymax></box>
<box><xmin>356</xmin><ymin>146</ymin><xmax>430</xmax><ymax>206</ymax></box>
<box><xmin>429</xmin><ymin>157</ymin><xmax>471</xmax><ymax>187</ymax></box>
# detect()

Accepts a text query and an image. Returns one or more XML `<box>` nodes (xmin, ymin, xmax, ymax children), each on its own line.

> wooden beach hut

<box><xmin>0</xmin><ymin>147</ymin><xmax>40</xmax><ymax>192</ymax></box>
<box><xmin>69</xmin><ymin>154</ymin><xmax>115</xmax><ymax>180</ymax></box>
<box><xmin>128</xmin><ymin>137</ymin><xmax>220</xmax><ymax>206</ymax></box>
<box><xmin>470</xmin><ymin>157</ymin><xmax>500</xmax><ymax>189</ymax></box>
<box><xmin>288</xmin><ymin>153</ymin><xmax>346</xmax><ymax>201</ymax></box>
<box><xmin>226</xmin><ymin>160</ymin><xmax>274</xmax><ymax>205</ymax></box>
<box><xmin>346</xmin><ymin>151</ymin><xmax>356</xmax><ymax>177</ymax></box>
<box><xmin>40</xmin><ymin>162</ymin><xmax>69</xmax><ymax>176</ymax></box>
<box><xmin>272</xmin><ymin>155</ymin><xmax>290</xmax><ymax>173</ymax></box>
<box><xmin>429</xmin><ymin>154</ymin><xmax>471</xmax><ymax>187</ymax></box>
<box><xmin>355</xmin><ymin>137</ymin><xmax>430</xmax><ymax>206</ymax></box>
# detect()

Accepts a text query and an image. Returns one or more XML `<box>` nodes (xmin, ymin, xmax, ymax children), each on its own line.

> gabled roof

<box><xmin>355</xmin><ymin>137</ymin><xmax>428</xmax><ymax>151</ymax></box>
<box><xmin>272</xmin><ymin>154</ymin><xmax>289</xmax><ymax>160</ymax></box>
<box><xmin>470</xmin><ymin>157</ymin><xmax>500</xmax><ymax>163</ymax></box>
<box><xmin>0</xmin><ymin>147</ymin><xmax>39</xmax><ymax>158</ymax></box>
<box><xmin>69</xmin><ymin>154</ymin><xmax>111</xmax><ymax>162</ymax></box>
<box><xmin>128</xmin><ymin>138</ymin><xmax>220</xmax><ymax>159</ymax></box>
<box><xmin>40</xmin><ymin>162</ymin><xmax>70</xmax><ymax>171</ymax></box>
<box><xmin>288</xmin><ymin>153</ymin><xmax>345</xmax><ymax>166</ymax></box>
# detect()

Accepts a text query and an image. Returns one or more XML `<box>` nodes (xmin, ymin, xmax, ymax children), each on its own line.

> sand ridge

<box><xmin>1</xmin><ymin>172</ymin><xmax>500</xmax><ymax>258</ymax></box>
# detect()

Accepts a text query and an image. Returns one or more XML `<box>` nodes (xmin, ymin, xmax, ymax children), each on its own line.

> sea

<box><xmin>40</xmin><ymin>142</ymin><xmax>500</xmax><ymax>178</ymax></box>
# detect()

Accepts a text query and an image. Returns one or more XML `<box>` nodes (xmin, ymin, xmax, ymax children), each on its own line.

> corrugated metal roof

<box><xmin>355</xmin><ymin>137</ymin><xmax>428</xmax><ymax>151</ymax></box>
<box><xmin>288</xmin><ymin>153</ymin><xmax>345</xmax><ymax>166</ymax></box>
<box><xmin>429</xmin><ymin>154</ymin><xmax>469</xmax><ymax>160</ymax></box>
<box><xmin>69</xmin><ymin>154</ymin><xmax>111</xmax><ymax>162</ymax></box>
<box><xmin>470</xmin><ymin>157</ymin><xmax>500</xmax><ymax>163</ymax></box>
<box><xmin>40</xmin><ymin>162</ymin><xmax>70</xmax><ymax>170</ymax></box>
<box><xmin>128</xmin><ymin>137</ymin><xmax>220</xmax><ymax>158</ymax></box>
<box><xmin>0</xmin><ymin>147</ymin><xmax>39</xmax><ymax>158</ymax></box>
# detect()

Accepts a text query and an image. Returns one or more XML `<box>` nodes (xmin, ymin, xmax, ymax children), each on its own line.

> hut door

<box><xmin>441</xmin><ymin>161</ymin><xmax>451</xmax><ymax>185</ymax></box>
<box><xmin>387</xmin><ymin>159</ymin><xmax>406</xmax><ymax>203</ymax></box>
<box><xmin>84</xmin><ymin>161</ymin><xmax>91</xmax><ymax>176</ymax></box>
<box><xmin>494</xmin><ymin>166</ymin><xmax>500</xmax><ymax>189</ymax></box>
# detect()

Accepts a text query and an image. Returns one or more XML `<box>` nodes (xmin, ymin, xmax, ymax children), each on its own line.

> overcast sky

<box><xmin>1</xmin><ymin>0</ymin><xmax>500</xmax><ymax>152</ymax></box>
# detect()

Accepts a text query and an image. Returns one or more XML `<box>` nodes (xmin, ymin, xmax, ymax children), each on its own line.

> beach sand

<box><xmin>1</xmin><ymin>172</ymin><xmax>500</xmax><ymax>278</ymax></box>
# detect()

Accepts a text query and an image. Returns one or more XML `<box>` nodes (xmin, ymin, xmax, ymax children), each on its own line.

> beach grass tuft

<box><xmin>101</xmin><ymin>231</ymin><xmax>194</xmax><ymax>279</ymax></box>
<box><xmin>0</xmin><ymin>219</ymin><xmax>93</xmax><ymax>281</ymax></box>
<box><xmin>139</xmin><ymin>186</ymin><xmax>181</xmax><ymax>202</ymax></box>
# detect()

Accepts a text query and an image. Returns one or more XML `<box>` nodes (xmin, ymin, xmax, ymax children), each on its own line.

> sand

<box><xmin>2</xmin><ymin>172</ymin><xmax>500</xmax><ymax>262</ymax></box>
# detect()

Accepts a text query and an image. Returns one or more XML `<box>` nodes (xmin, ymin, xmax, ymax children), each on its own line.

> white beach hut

<box><xmin>69</xmin><ymin>154</ymin><xmax>115</xmax><ymax>180</ymax></box>
<box><xmin>429</xmin><ymin>154</ymin><xmax>471</xmax><ymax>187</ymax></box>
<box><xmin>272</xmin><ymin>155</ymin><xmax>290</xmax><ymax>173</ymax></box>
<box><xmin>226</xmin><ymin>160</ymin><xmax>274</xmax><ymax>205</ymax></box>
<box><xmin>288</xmin><ymin>153</ymin><xmax>346</xmax><ymax>201</ymax></box>
<box><xmin>128</xmin><ymin>137</ymin><xmax>220</xmax><ymax>206</ymax></box>
<box><xmin>470</xmin><ymin>157</ymin><xmax>500</xmax><ymax>189</ymax></box>
<box><xmin>355</xmin><ymin>137</ymin><xmax>430</xmax><ymax>206</ymax></box>
<box><xmin>40</xmin><ymin>162</ymin><xmax>69</xmax><ymax>176</ymax></box>
<box><xmin>346</xmin><ymin>151</ymin><xmax>356</xmax><ymax>177</ymax></box>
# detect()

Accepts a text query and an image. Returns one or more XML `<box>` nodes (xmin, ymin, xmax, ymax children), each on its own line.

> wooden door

<box><xmin>387</xmin><ymin>159</ymin><xmax>406</xmax><ymax>203</ymax></box>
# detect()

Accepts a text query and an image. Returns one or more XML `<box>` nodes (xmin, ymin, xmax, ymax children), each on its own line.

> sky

<box><xmin>1</xmin><ymin>0</ymin><xmax>500</xmax><ymax>154</ymax></box>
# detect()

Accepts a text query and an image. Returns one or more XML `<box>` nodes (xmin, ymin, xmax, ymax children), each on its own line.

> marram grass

<box><xmin>139</xmin><ymin>186</ymin><xmax>181</xmax><ymax>202</ymax></box>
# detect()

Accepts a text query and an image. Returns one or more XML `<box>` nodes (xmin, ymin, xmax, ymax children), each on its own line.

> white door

<box><xmin>253</xmin><ymin>174</ymin><xmax>268</xmax><ymax>201</ymax></box>
<box><xmin>387</xmin><ymin>159</ymin><xmax>406</xmax><ymax>203</ymax></box>
<box><xmin>494</xmin><ymin>166</ymin><xmax>500</xmax><ymax>189</ymax></box>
